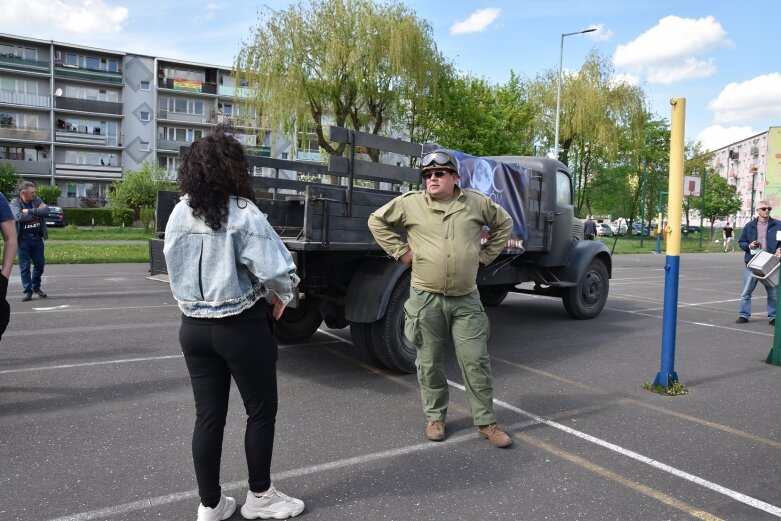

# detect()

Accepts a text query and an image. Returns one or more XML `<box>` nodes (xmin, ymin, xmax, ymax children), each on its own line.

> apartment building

<box><xmin>709</xmin><ymin>127</ymin><xmax>781</xmax><ymax>227</ymax></box>
<box><xmin>0</xmin><ymin>32</ymin><xmax>311</xmax><ymax>207</ymax></box>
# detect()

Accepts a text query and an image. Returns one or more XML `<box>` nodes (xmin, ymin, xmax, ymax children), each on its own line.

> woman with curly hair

<box><xmin>164</xmin><ymin>130</ymin><xmax>305</xmax><ymax>520</ymax></box>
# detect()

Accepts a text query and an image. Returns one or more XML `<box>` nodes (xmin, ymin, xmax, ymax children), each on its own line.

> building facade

<box><xmin>709</xmin><ymin>127</ymin><xmax>781</xmax><ymax>227</ymax></box>
<box><xmin>0</xmin><ymin>33</ymin><xmax>314</xmax><ymax>207</ymax></box>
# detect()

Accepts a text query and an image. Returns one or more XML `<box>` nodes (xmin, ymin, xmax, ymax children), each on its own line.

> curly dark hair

<box><xmin>178</xmin><ymin>129</ymin><xmax>255</xmax><ymax>230</ymax></box>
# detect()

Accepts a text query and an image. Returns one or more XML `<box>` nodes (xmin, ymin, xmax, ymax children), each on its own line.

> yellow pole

<box><xmin>666</xmin><ymin>98</ymin><xmax>685</xmax><ymax>255</ymax></box>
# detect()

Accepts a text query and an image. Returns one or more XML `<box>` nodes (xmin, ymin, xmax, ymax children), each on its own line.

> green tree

<box><xmin>687</xmin><ymin>171</ymin><xmax>741</xmax><ymax>240</ymax></box>
<box><xmin>0</xmin><ymin>163</ymin><xmax>19</xmax><ymax>198</ymax></box>
<box><xmin>108</xmin><ymin>162</ymin><xmax>177</xmax><ymax>231</ymax></box>
<box><xmin>527</xmin><ymin>51</ymin><xmax>648</xmax><ymax>199</ymax></box>
<box><xmin>235</xmin><ymin>0</ymin><xmax>448</xmax><ymax>160</ymax></box>
<box><xmin>430</xmin><ymin>72</ymin><xmax>534</xmax><ymax>156</ymax></box>
<box><xmin>682</xmin><ymin>141</ymin><xmax>715</xmax><ymax>229</ymax></box>
<box><xmin>36</xmin><ymin>184</ymin><xmax>61</xmax><ymax>206</ymax></box>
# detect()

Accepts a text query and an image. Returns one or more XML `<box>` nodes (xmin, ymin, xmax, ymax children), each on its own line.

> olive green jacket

<box><xmin>368</xmin><ymin>186</ymin><xmax>513</xmax><ymax>296</ymax></box>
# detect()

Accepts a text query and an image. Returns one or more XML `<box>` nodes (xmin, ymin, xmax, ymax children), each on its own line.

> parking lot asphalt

<box><xmin>1</xmin><ymin>253</ymin><xmax>779</xmax><ymax>521</ymax></box>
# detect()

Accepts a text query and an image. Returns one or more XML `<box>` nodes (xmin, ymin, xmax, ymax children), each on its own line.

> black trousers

<box><xmin>179</xmin><ymin>301</ymin><xmax>278</xmax><ymax>507</ymax></box>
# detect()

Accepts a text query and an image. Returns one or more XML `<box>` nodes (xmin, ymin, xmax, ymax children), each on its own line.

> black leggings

<box><xmin>179</xmin><ymin>302</ymin><xmax>278</xmax><ymax>508</ymax></box>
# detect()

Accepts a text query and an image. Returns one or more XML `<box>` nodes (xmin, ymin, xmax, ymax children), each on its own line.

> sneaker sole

<box><xmin>240</xmin><ymin>505</ymin><xmax>304</xmax><ymax>519</ymax></box>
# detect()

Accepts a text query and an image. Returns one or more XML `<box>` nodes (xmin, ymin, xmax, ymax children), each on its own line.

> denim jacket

<box><xmin>163</xmin><ymin>195</ymin><xmax>300</xmax><ymax>318</ymax></box>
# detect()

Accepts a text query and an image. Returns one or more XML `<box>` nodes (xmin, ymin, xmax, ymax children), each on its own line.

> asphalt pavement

<box><xmin>1</xmin><ymin>253</ymin><xmax>779</xmax><ymax>520</ymax></box>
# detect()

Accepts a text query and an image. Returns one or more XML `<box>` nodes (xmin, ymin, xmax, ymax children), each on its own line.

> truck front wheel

<box><xmin>274</xmin><ymin>298</ymin><xmax>323</xmax><ymax>344</ymax></box>
<box><xmin>562</xmin><ymin>258</ymin><xmax>609</xmax><ymax>319</ymax></box>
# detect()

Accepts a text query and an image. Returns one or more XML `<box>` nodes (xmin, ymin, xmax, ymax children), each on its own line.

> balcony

<box><xmin>157</xmin><ymin>109</ymin><xmax>208</xmax><ymax>125</ymax></box>
<box><xmin>158</xmin><ymin>78</ymin><xmax>217</xmax><ymax>94</ymax></box>
<box><xmin>55</xmin><ymin>96</ymin><xmax>122</xmax><ymax>115</ymax></box>
<box><xmin>0</xmin><ymin>54</ymin><xmax>50</xmax><ymax>73</ymax></box>
<box><xmin>55</xmin><ymin>128</ymin><xmax>122</xmax><ymax>147</ymax></box>
<box><xmin>0</xmin><ymin>89</ymin><xmax>51</xmax><ymax>108</ymax></box>
<box><xmin>54</xmin><ymin>162</ymin><xmax>122</xmax><ymax>179</ymax></box>
<box><xmin>1</xmin><ymin>159</ymin><xmax>50</xmax><ymax>176</ymax></box>
<box><xmin>217</xmin><ymin>85</ymin><xmax>258</xmax><ymax>99</ymax></box>
<box><xmin>0</xmin><ymin>126</ymin><xmax>50</xmax><ymax>141</ymax></box>
<box><xmin>54</xmin><ymin>64</ymin><xmax>123</xmax><ymax>85</ymax></box>
<box><xmin>157</xmin><ymin>138</ymin><xmax>193</xmax><ymax>152</ymax></box>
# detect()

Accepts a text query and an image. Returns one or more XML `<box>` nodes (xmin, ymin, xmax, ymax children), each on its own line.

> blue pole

<box><xmin>654</xmin><ymin>255</ymin><xmax>680</xmax><ymax>386</ymax></box>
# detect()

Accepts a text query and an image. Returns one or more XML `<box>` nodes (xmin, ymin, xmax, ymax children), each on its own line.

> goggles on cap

<box><xmin>421</xmin><ymin>151</ymin><xmax>455</xmax><ymax>170</ymax></box>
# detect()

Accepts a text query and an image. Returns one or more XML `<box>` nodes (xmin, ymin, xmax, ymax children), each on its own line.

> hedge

<box><xmin>63</xmin><ymin>208</ymin><xmax>134</xmax><ymax>227</ymax></box>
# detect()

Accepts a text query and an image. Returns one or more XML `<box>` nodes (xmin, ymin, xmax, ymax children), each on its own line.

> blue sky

<box><xmin>3</xmin><ymin>0</ymin><xmax>780</xmax><ymax>152</ymax></box>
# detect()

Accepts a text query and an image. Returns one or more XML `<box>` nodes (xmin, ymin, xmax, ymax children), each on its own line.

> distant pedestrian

<box><xmin>0</xmin><ymin>193</ymin><xmax>17</xmax><ymax>340</ymax></box>
<box><xmin>163</xmin><ymin>130</ymin><xmax>304</xmax><ymax>521</ymax></box>
<box><xmin>723</xmin><ymin>222</ymin><xmax>734</xmax><ymax>252</ymax></box>
<box><xmin>10</xmin><ymin>181</ymin><xmax>49</xmax><ymax>301</ymax></box>
<box><xmin>583</xmin><ymin>215</ymin><xmax>597</xmax><ymax>240</ymax></box>
<box><xmin>736</xmin><ymin>202</ymin><xmax>781</xmax><ymax>325</ymax></box>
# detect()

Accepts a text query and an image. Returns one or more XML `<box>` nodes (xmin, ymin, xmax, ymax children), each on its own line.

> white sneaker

<box><xmin>241</xmin><ymin>485</ymin><xmax>305</xmax><ymax>519</ymax></box>
<box><xmin>197</xmin><ymin>495</ymin><xmax>236</xmax><ymax>521</ymax></box>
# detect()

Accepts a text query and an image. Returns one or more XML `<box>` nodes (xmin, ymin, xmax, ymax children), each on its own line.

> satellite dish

<box><xmin>54</xmin><ymin>88</ymin><xmax>62</xmax><ymax>97</ymax></box>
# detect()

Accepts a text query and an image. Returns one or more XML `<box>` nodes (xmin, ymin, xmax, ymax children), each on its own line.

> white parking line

<box><xmin>28</xmin><ymin>329</ymin><xmax>781</xmax><ymax>520</ymax></box>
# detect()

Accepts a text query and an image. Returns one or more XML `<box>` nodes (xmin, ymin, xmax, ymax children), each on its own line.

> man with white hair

<box><xmin>736</xmin><ymin>201</ymin><xmax>781</xmax><ymax>324</ymax></box>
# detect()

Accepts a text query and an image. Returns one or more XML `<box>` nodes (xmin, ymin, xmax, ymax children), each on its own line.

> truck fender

<box><xmin>345</xmin><ymin>257</ymin><xmax>410</xmax><ymax>323</ymax></box>
<box><xmin>562</xmin><ymin>240</ymin><xmax>612</xmax><ymax>282</ymax></box>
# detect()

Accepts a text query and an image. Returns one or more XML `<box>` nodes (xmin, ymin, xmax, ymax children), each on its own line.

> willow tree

<box><xmin>528</xmin><ymin>51</ymin><xmax>647</xmax><ymax>215</ymax></box>
<box><xmin>234</xmin><ymin>0</ymin><xmax>447</xmax><ymax>159</ymax></box>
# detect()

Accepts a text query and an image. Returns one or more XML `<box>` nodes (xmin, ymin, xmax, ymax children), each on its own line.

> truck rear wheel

<box><xmin>478</xmin><ymin>286</ymin><xmax>510</xmax><ymax>307</ymax></box>
<box><xmin>274</xmin><ymin>298</ymin><xmax>323</xmax><ymax>344</ymax></box>
<box><xmin>562</xmin><ymin>258</ymin><xmax>609</xmax><ymax>319</ymax></box>
<box><xmin>357</xmin><ymin>271</ymin><xmax>416</xmax><ymax>374</ymax></box>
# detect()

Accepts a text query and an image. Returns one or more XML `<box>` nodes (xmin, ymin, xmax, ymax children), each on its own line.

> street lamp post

<box><xmin>554</xmin><ymin>27</ymin><xmax>596</xmax><ymax>159</ymax></box>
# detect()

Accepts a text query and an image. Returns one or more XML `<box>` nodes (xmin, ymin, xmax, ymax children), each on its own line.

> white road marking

<box><xmin>31</xmin><ymin>305</ymin><xmax>72</xmax><ymax>311</ymax></box>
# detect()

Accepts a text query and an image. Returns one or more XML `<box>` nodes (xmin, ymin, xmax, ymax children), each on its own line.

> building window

<box><xmin>140</xmin><ymin>111</ymin><xmax>151</xmax><ymax>122</ymax></box>
<box><xmin>140</xmin><ymin>141</ymin><xmax>150</xmax><ymax>152</ymax></box>
<box><xmin>140</xmin><ymin>81</ymin><xmax>150</xmax><ymax>91</ymax></box>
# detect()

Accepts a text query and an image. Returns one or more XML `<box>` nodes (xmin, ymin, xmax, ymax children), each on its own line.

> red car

<box><xmin>44</xmin><ymin>206</ymin><xmax>66</xmax><ymax>227</ymax></box>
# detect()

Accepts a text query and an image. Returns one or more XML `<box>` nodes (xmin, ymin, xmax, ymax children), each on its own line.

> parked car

<box><xmin>681</xmin><ymin>224</ymin><xmax>700</xmax><ymax>234</ymax></box>
<box><xmin>610</xmin><ymin>221</ymin><xmax>628</xmax><ymax>235</ymax></box>
<box><xmin>45</xmin><ymin>206</ymin><xmax>66</xmax><ymax>227</ymax></box>
<box><xmin>597</xmin><ymin>223</ymin><xmax>614</xmax><ymax>236</ymax></box>
<box><xmin>631</xmin><ymin>223</ymin><xmax>650</xmax><ymax>236</ymax></box>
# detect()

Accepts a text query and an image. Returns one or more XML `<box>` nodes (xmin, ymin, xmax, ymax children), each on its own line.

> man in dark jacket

<box><xmin>736</xmin><ymin>201</ymin><xmax>781</xmax><ymax>324</ymax></box>
<box><xmin>583</xmin><ymin>215</ymin><xmax>597</xmax><ymax>240</ymax></box>
<box><xmin>10</xmin><ymin>181</ymin><xmax>49</xmax><ymax>301</ymax></box>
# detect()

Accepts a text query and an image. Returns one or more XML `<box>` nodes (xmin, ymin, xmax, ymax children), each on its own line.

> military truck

<box><xmin>150</xmin><ymin>126</ymin><xmax>611</xmax><ymax>373</ymax></box>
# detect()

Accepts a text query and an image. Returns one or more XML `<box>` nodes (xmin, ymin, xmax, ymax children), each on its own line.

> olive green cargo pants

<box><xmin>403</xmin><ymin>287</ymin><xmax>497</xmax><ymax>426</ymax></box>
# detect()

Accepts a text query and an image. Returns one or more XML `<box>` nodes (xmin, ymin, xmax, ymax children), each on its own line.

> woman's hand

<box><xmin>271</xmin><ymin>293</ymin><xmax>287</xmax><ymax>320</ymax></box>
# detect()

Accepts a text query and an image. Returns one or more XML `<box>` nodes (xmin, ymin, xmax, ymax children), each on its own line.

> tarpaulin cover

<box><xmin>446</xmin><ymin>150</ymin><xmax>529</xmax><ymax>253</ymax></box>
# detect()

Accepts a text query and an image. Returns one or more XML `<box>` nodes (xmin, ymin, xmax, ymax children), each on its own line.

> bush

<box><xmin>36</xmin><ymin>184</ymin><xmax>61</xmax><ymax>205</ymax></box>
<box><xmin>63</xmin><ymin>208</ymin><xmax>133</xmax><ymax>227</ymax></box>
<box><xmin>80</xmin><ymin>195</ymin><xmax>107</xmax><ymax>208</ymax></box>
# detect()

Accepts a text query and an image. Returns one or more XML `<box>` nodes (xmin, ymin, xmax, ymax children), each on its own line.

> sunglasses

<box><xmin>421</xmin><ymin>151</ymin><xmax>455</xmax><ymax>169</ymax></box>
<box><xmin>421</xmin><ymin>170</ymin><xmax>452</xmax><ymax>180</ymax></box>
<box><xmin>759</xmin><ymin>207</ymin><xmax>772</xmax><ymax>211</ymax></box>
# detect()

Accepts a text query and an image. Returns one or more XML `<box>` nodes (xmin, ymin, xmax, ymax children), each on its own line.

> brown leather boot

<box><xmin>425</xmin><ymin>420</ymin><xmax>445</xmax><ymax>441</ymax></box>
<box><xmin>478</xmin><ymin>423</ymin><xmax>512</xmax><ymax>448</ymax></box>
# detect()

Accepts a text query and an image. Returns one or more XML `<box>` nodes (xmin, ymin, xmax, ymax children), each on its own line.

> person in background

<box><xmin>583</xmin><ymin>215</ymin><xmax>597</xmax><ymax>240</ymax></box>
<box><xmin>163</xmin><ymin>130</ymin><xmax>305</xmax><ymax>521</ymax></box>
<box><xmin>723</xmin><ymin>222</ymin><xmax>734</xmax><ymax>252</ymax></box>
<box><xmin>736</xmin><ymin>202</ymin><xmax>781</xmax><ymax>325</ymax></box>
<box><xmin>0</xmin><ymin>192</ymin><xmax>17</xmax><ymax>340</ymax></box>
<box><xmin>368</xmin><ymin>149</ymin><xmax>515</xmax><ymax>448</ymax></box>
<box><xmin>10</xmin><ymin>181</ymin><xmax>49</xmax><ymax>301</ymax></box>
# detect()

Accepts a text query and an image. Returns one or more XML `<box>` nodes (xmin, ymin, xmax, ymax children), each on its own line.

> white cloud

<box><xmin>587</xmin><ymin>24</ymin><xmax>613</xmax><ymax>42</ymax></box>
<box><xmin>708</xmin><ymin>73</ymin><xmax>781</xmax><ymax>123</ymax></box>
<box><xmin>610</xmin><ymin>72</ymin><xmax>639</xmax><ymax>87</ymax></box>
<box><xmin>613</xmin><ymin>15</ymin><xmax>730</xmax><ymax>84</ymax></box>
<box><xmin>0</xmin><ymin>0</ymin><xmax>128</xmax><ymax>38</ymax></box>
<box><xmin>450</xmin><ymin>8</ymin><xmax>501</xmax><ymax>35</ymax></box>
<box><xmin>697</xmin><ymin>125</ymin><xmax>759</xmax><ymax>152</ymax></box>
